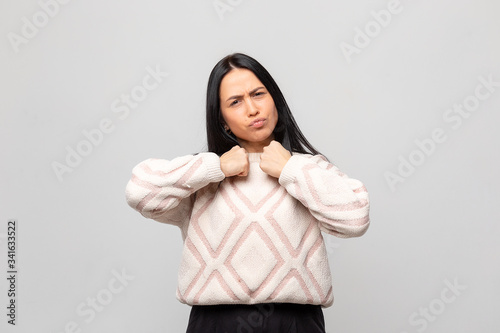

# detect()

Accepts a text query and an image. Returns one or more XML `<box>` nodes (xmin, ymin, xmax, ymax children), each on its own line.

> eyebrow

<box><xmin>225</xmin><ymin>86</ymin><xmax>265</xmax><ymax>102</ymax></box>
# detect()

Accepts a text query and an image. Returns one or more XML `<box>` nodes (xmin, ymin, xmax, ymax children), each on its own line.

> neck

<box><xmin>237</xmin><ymin>136</ymin><xmax>274</xmax><ymax>152</ymax></box>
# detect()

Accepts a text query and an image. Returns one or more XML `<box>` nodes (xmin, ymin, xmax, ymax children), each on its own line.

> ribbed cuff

<box><xmin>201</xmin><ymin>152</ymin><xmax>225</xmax><ymax>182</ymax></box>
<box><xmin>278</xmin><ymin>155</ymin><xmax>304</xmax><ymax>187</ymax></box>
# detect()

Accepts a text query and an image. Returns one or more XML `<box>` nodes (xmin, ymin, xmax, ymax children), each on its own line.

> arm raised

<box><xmin>279</xmin><ymin>154</ymin><xmax>370</xmax><ymax>238</ymax></box>
<box><xmin>125</xmin><ymin>153</ymin><xmax>225</xmax><ymax>227</ymax></box>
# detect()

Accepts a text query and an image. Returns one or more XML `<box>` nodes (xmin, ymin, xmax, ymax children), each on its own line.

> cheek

<box><xmin>271</xmin><ymin>107</ymin><xmax>278</xmax><ymax>125</ymax></box>
<box><xmin>221</xmin><ymin>112</ymin><xmax>239</xmax><ymax>130</ymax></box>
<box><xmin>220</xmin><ymin>109</ymin><xmax>232</xmax><ymax>125</ymax></box>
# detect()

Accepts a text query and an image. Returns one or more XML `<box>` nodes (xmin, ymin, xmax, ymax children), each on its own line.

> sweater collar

<box><xmin>247</xmin><ymin>152</ymin><xmax>263</xmax><ymax>163</ymax></box>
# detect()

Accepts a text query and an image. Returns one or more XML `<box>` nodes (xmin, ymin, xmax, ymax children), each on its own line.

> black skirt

<box><xmin>185</xmin><ymin>303</ymin><xmax>326</xmax><ymax>333</ymax></box>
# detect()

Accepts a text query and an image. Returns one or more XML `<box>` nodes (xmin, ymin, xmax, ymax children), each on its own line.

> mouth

<box><xmin>249</xmin><ymin>118</ymin><xmax>266</xmax><ymax>128</ymax></box>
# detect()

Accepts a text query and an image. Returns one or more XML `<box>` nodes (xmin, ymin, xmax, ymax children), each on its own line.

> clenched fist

<box><xmin>220</xmin><ymin>146</ymin><xmax>249</xmax><ymax>177</ymax></box>
<box><xmin>259</xmin><ymin>140</ymin><xmax>291</xmax><ymax>178</ymax></box>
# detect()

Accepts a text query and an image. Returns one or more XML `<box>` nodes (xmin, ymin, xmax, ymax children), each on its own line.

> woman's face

<box><xmin>219</xmin><ymin>68</ymin><xmax>278</xmax><ymax>153</ymax></box>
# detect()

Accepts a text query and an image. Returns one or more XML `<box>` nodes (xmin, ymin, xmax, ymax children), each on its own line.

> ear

<box><xmin>222</xmin><ymin>123</ymin><xmax>232</xmax><ymax>134</ymax></box>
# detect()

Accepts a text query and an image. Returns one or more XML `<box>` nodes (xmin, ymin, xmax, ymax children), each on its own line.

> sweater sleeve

<box><xmin>278</xmin><ymin>154</ymin><xmax>370</xmax><ymax>238</ymax></box>
<box><xmin>125</xmin><ymin>152</ymin><xmax>225</xmax><ymax>228</ymax></box>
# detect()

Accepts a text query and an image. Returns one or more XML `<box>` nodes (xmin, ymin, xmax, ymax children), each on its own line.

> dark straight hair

<box><xmin>206</xmin><ymin>53</ymin><xmax>324</xmax><ymax>157</ymax></box>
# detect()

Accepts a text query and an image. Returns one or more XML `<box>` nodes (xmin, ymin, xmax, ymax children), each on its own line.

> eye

<box><xmin>230</xmin><ymin>99</ymin><xmax>240</xmax><ymax>106</ymax></box>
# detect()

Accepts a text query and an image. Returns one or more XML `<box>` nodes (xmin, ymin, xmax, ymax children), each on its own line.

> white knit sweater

<box><xmin>125</xmin><ymin>152</ymin><xmax>370</xmax><ymax>307</ymax></box>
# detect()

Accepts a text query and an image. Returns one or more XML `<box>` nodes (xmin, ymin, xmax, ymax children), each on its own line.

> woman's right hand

<box><xmin>220</xmin><ymin>146</ymin><xmax>249</xmax><ymax>177</ymax></box>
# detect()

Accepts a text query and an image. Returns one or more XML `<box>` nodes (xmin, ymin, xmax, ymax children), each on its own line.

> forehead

<box><xmin>219</xmin><ymin>68</ymin><xmax>264</xmax><ymax>97</ymax></box>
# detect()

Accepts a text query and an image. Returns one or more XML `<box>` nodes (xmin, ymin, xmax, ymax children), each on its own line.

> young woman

<box><xmin>125</xmin><ymin>53</ymin><xmax>370</xmax><ymax>332</ymax></box>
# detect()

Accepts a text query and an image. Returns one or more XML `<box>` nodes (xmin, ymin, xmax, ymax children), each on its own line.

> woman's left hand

<box><xmin>260</xmin><ymin>140</ymin><xmax>292</xmax><ymax>178</ymax></box>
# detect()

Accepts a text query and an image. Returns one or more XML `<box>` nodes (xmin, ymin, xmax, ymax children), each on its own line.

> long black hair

<box><xmin>206</xmin><ymin>53</ymin><xmax>323</xmax><ymax>157</ymax></box>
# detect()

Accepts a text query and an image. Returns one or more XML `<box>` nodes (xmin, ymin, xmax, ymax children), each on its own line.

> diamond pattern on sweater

<box><xmin>191</xmin><ymin>185</ymin><xmax>244</xmax><ymax>257</ymax></box>
<box><xmin>305</xmin><ymin>233</ymin><xmax>332</xmax><ymax>301</ymax></box>
<box><xmin>180</xmin><ymin>173</ymin><xmax>335</xmax><ymax>303</ymax></box>
<box><xmin>177</xmin><ymin>237</ymin><xmax>206</xmax><ymax>300</ymax></box>
<box><xmin>194</xmin><ymin>270</ymin><xmax>239</xmax><ymax>304</ymax></box>
<box><xmin>267</xmin><ymin>269</ymin><xmax>314</xmax><ymax>304</ymax></box>
<box><xmin>126</xmin><ymin>152</ymin><xmax>370</xmax><ymax>307</ymax></box>
<box><xmin>225</xmin><ymin>222</ymin><xmax>284</xmax><ymax>296</ymax></box>
<box><xmin>195</xmin><ymin>195</ymin><xmax>239</xmax><ymax>253</ymax></box>
<box><xmin>265</xmin><ymin>192</ymin><xmax>316</xmax><ymax>257</ymax></box>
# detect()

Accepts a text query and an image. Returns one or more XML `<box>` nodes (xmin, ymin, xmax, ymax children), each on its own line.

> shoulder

<box><xmin>289</xmin><ymin>152</ymin><xmax>329</xmax><ymax>164</ymax></box>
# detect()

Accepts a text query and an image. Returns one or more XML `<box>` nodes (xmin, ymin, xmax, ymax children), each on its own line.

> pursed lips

<box><xmin>249</xmin><ymin>118</ymin><xmax>266</xmax><ymax>127</ymax></box>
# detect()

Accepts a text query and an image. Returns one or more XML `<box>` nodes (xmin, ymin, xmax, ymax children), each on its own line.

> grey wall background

<box><xmin>1</xmin><ymin>0</ymin><xmax>499</xmax><ymax>332</ymax></box>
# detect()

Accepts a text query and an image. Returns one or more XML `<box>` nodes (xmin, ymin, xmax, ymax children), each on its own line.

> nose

<box><xmin>246</xmin><ymin>98</ymin><xmax>259</xmax><ymax>116</ymax></box>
